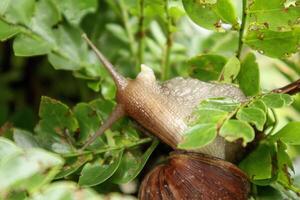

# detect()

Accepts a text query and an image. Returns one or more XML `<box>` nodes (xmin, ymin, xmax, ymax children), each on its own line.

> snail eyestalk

<box><xmin>81</xmin><ymin>104</ymin><xmax>125</xmax><ymax>150</ymax></box>
<box><xmin>81</xmin><ymin>33</ymin><xmax>128</xmax><ymax>89</ymax></box>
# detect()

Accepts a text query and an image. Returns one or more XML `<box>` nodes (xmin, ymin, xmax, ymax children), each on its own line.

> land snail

<box><xmin>81</xmin><ymin>34</ymin><xmax>250</xmax><ymax>200</ymax></box>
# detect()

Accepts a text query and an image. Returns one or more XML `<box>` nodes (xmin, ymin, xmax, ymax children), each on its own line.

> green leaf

<box><xmin>0</xmin><ymin>148</ymin><xmax>64</xmax><ymax>192</ymax></box>
<box><xmin>111</xmin><ymin>139</ymin><xmax>158</xmax><ymax>184</ymax></box>
<box><xmin>78</xmin><ymin>150</ymin><xmax>123</xmax><ymax>186</ymax></box>
<box><xmin>249</xmin><ymin>99</ymin><xmax>267</xmax><ymax>113</ymax></box>
<box><xmin>13</xmin><ymin>129</ymin><xmax>39</xmax><ymax>149</ymax></box>
<box><xmin>262</xmin><ymin>93</ymin><xmax>294</xmax><ymax>108</ymax></box>
<box><xmin>187</xmin><ymin>54</ymin><xmax>227</xmax><ymax>81</ymax></box>
<box><xmin>73</xmin><ymin>103</ymin><xmax>102</xmax><ymax>143</ymax></box>
<box><xmin>239</xmin><ymin>143</ymin><xmax>275</xmax><ymax>183</ymax></box>
<box><xmin>237</xmin><ymin>53</ymin><xmax>260</xmax><ymax>96</ymax></box>
<box><xmin>237</xmin><ymin>107</ymin><xmax>266</xmax><ymax>131</ymax></box>
<box><xmin>199</xmin><ymin>98</ymin><xmax>240</xmax><ymax>112</ymax></box>
<box><xmin>271</xmin><ymin>122</ymin><xmax>300</xmax><ymax>145</ymax></box>
<box><xmin>219</xmin><ymin>119</ymin><xmax>255</xmax><ymax>145</ymax></box>
<box><xmin>31</xmin><ymin>182</ymin><xmax>102</xmax><ymax>200</ymax></box>
<box><xmin>247</xmin><ymin>0</ymin><xmax>300</xmax><ymax>31</ymax></box>
<box><xmin>276</xmin><ymin>141</ymin><xmax>300</xmax><ymax>193</ymax></box>
<box><xmin>190</xmin><ymin>109</ymin><xmax>228</xmax><ymax>125</ymax></box>
<box><xmin>2</xmin><ymin>0</ymin><xmax>35</xmax><ymax>25</ymax></box>
<box><xmin>244</xmin><ymin>29</ymin><xmax>300</xmax><ymax>58</ymax></box>
<box><xmin>0</xmin><ymin>20</ymin><xmax>19</xmax><ymax>41</ymax></box>
<box><xmin>218</xmin><ymin>56</ymin><xmax>240</xmax><ymax>83</ymax></box>
<box><xmin>0</xmin><ymin>137</ymin><xmax>22</xmax><ymax>163</ymax></box>
<box><xmin>37</xmin><ymin>96</ymin><xmax>78</xmax><ymax>153</ymax></box>
<box><xmin>55</xmin><ymin>154</ymin><xmax>92</xmax><ymax>179</ymax></box>
<box><xmin>178</xmin><ymin>123</ymin><xmax>217</xmax><ymax>150</ymax></box>
<box><xmin>13</xmin><ymin>34</ymin><xmax>53</xmax><ymax>56</ymax></box>
<box><xmin>48</xmin><ymin>23</ymin><xmax>90</xmax><ymax>71</ymax></box>
<box><xmin>54</xmin><ymin>0</ymin><xmax>97</xmax><ymax>25</ymax></box>
<box><xmin>182</xmin><ymin>0</ymin><xmax>238</xmax><ymax>31</ymax></box>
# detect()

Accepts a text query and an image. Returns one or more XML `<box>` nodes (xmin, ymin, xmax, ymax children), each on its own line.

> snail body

<box><xmin>81</xmin><ymin>35</ymin><xmax>250</xmax><ymax>199</ymax></box>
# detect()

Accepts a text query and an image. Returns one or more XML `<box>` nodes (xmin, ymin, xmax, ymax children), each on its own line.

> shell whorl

<box><xmin>139</xmin><ymin>151</ymin><xmax>250</xmax><ymax>200</ymax></box>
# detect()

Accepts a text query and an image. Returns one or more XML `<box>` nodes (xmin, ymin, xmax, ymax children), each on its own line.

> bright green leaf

<box><xmin>190</xmin><ymin>109</ymin><xmax>228</xmax><ymax>125</ymax></box>
<box><xmin>219</xmin><ymin>119</ymin><xmax>255</xmax><ymax>145</ymax></box>
<box><xmin>218</xmin><ymin>56</ymin><xmax>240</xmax><ymax>83</ymax></box>
<box><xmin>262</xmin><ymin>93</ymin><xmax>294</xmax><ymax>108</ymax></box>
<box><xmin>244</xmin><ymin>28</ymin><xmax>300</xmax><ymax>58</ymax></box>
<box><xmin>13</xmin><ymin>34</ymin><xmax>53</xmax><ymax>56</ymax></box>
<box><xmin>0</xmin><ymin>149</ymin><xmax>63</xmax><ymax>192</ymax></box>
<box><xmin>199</xmin><ymin>98</ymin><xmax>240</xmax><ymax>112</ymax></box>
<box><xmin>2</xmin><ymin>0</ymin><xmax>35</xmax><ymax>25</ymax></box>
<box><xmin>0</xmin><ymin>20</ymin><xmax>19</xmax><ymax>41</ymax></box>
<box><xmin>182</xmin><ymin>0</ymin><xmax>238</xmax><ymax>31</ymax></box>
<box><xmin>237</xmin><ymin>107</ymin><xmax>266</xmax><ymax>131</ymax></box>
<box><xmin>0</xmin><ymin>137</ymin><xmax>22</xmax><ymax>163</ymax></box>
<box><xmin>237</xmin><ymin>53</ymin><xmax>260</xmax><ymax>96</ymax></box>
<box><xmin>272</xmin><ymin>122</ymin><xmax>300</xmax><ymax>145</ymax></box>
<box><xmin>31</xmin><ymin>182</ymin><xmax>102</xmax><ymax>200</ymax></box>
<box><xmin>54</xmin><ymin>0</ymin><xmax>97</xmax><ymax>25</ymax></box>
<box><xmin>178</xmin><ymin>123</ymin><xmax>217</xmax><ymax>150</ymax></box>
<box><xmin>13</xmin><ymin>129</ymin><xmax>39</xmax><ymax>149</ymax></box>
<box><xmin>249</xmin><ymin>99</ymin><xmax>267</xmax><ymax>113</ymax></box>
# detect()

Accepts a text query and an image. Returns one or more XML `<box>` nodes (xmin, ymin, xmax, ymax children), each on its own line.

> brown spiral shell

<box><xmin>139</xmin><ymin>151</ymin><xmax>250</xmax><ymax>200</ymax></box>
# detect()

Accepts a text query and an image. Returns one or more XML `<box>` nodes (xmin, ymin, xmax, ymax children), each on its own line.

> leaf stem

<box><xmin>62</xmin><ymin>137</ymin><xmax>153</xmax><ymax>157</ymax></box>
<box><xmin>161</xmin><ymin>0</ymin><xmax>173</xmax><ymax>81</ymax></box>
<box><xmin>237</xmin><ymin>0</ymin><xmax>247</xmax><ymax>59</ymax></box>
<box><xmin>136</xmin><ymin>0</ymin><xmax>145</xmax><ymax>72</ymax></box>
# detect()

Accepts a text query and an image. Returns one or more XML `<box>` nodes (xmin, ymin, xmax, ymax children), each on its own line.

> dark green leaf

<box><xmin>73</xmin><ymin>103</ymin><xmax>102</xmax><ymax>143</ymax></box>
<box><xmin>219</xmin><ymin>119</ymin><xmax>255</xmax><ymax>145</ymax></box>
<box><xmin>111</xmin><ymin>139</ymin><xmax>158</xmax><ymax>184</ymax></box>
<box><xmin>182</xmin><ymin>0</ymin><xmax>238</xmax><ymax>31</ymax></box>
<box><xmin>187</xmin><ymin>54</ymin><xmax>227</xmax><ymax>81</ymax></box>
<box><xmin>55</xmin><ymin>154</ymin><xmax>92</xmax><ymax>179</ymax></box>
<box><xmin>37</xmin><ymin>96</ymin><xmax>78</xmax><ymax>153</ymax></box>
<box><xmin>239</xmin><ymin>143</ymin><xmax>275</xmax><ymax>183</ymax></box>
<box><xmin>178</xmin><ymin>123</ymin><xmax>217</xmax><ymax>150</ymax></box>
<box><xmin>249</xmin><ymin>99</ymin><xmax>267</xmax><ymax>112</ymax></box>
<box><xmin>78</xmin><ymin>150</ymin><xmax>123</xmax><ymax>186</ymax></box>
<box><xmin>237</xmin><ymin>107</ymin><xmax>266</xmax><ymax>131</ymax></box>
<box><xmin>237</xmin><ymin>53</ymin><xmax>260</xmax><ymax>96</ymax></box>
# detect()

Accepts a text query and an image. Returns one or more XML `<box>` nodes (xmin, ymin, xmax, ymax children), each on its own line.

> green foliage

<box><xmin>0</xmin><ymin>0</ymin><xmax>300</xmax><ymax>199</ymax></box>
<box><xmin>182</xmin><ymin>0</ymin><xmax>238</xmax><ymax>31</ymax></box>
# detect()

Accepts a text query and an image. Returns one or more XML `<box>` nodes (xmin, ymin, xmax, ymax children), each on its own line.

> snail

<box><xmin>81</xmin><ymin>34</ymin><xmax>250</xmax><ymax>199</ymax></box>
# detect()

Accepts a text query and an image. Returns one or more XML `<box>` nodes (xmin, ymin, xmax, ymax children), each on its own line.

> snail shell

<box><xmin>139</xmin><ymin>151</ymin><xmax>250</xmax><ymax>200</ymax></box>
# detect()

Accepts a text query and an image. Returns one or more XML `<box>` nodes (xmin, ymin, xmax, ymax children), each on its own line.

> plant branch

<box><xmin>237</xmin><ymin>0</ymin><xmax>247</xmax><ymax>59</ymax></box>
<box><xmin>272</xmin><ymin>79</ymin><xmax>300</xmax><ymax>95</ymax></box>
<box><xmin>63</xmin><ymin>137</ymin><xmax>153</xmax><ymax>157</ymax></box>
<box><xmin>136</xmin><ymin>0</ymin><xmax>145</xmax><ymax>72</ymax></box>
<box><xmin>161</xmin><ymin>0</ymin><xmax>173</xmax><ymax>81</ymax></box>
